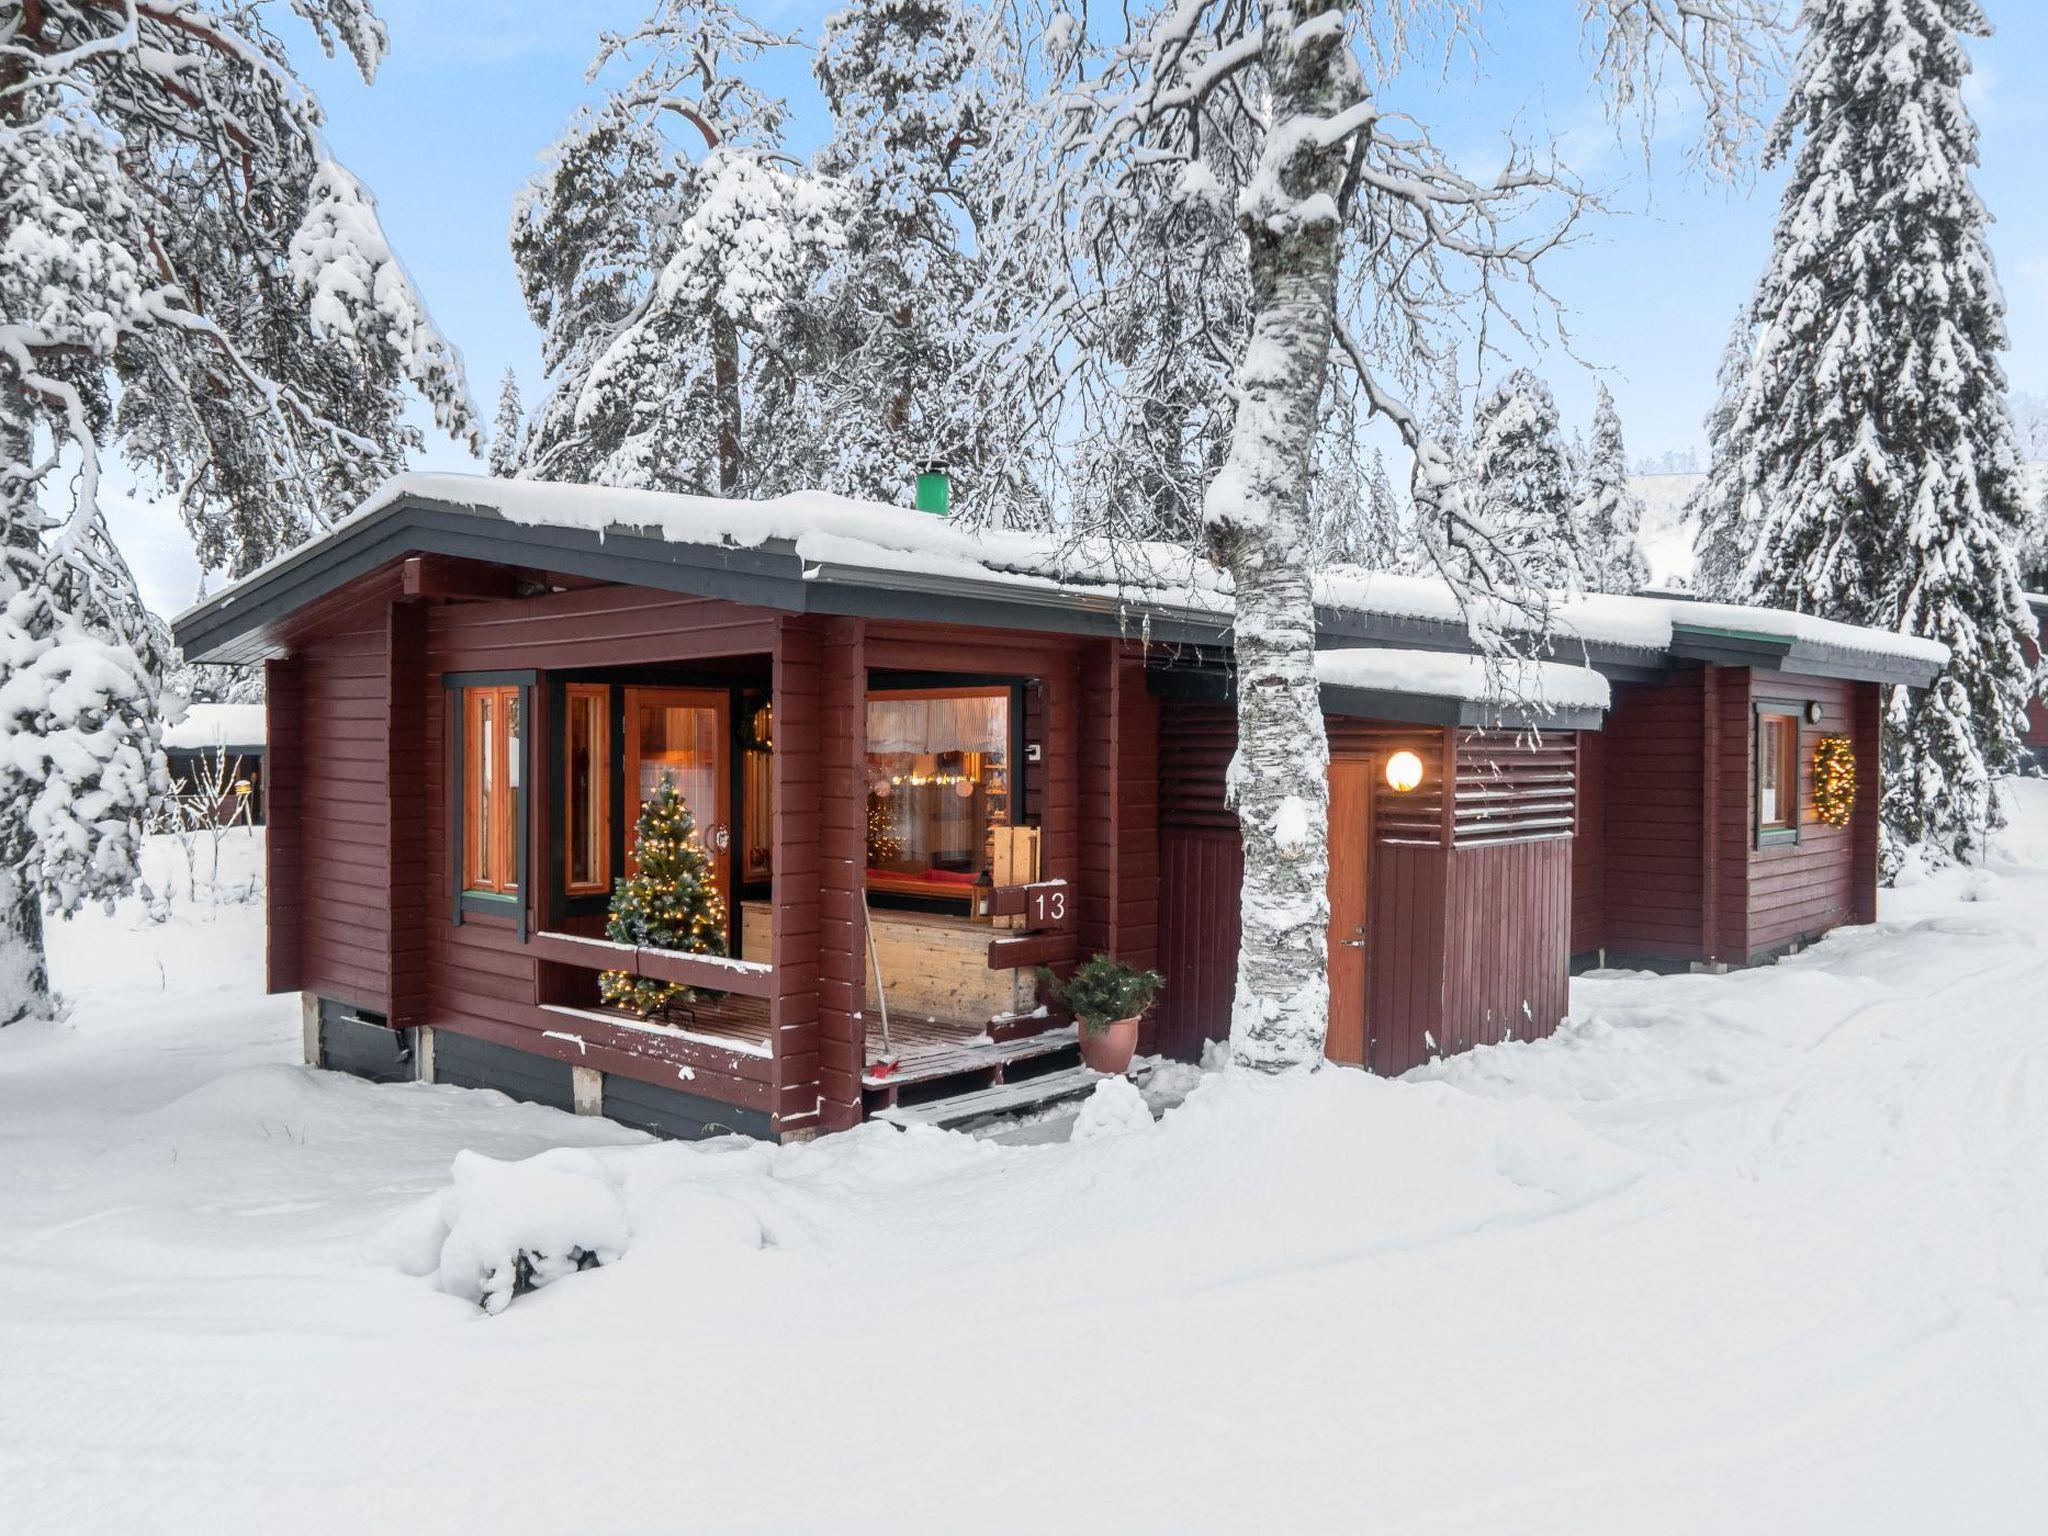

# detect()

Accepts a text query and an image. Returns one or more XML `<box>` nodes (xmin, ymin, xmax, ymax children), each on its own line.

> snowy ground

<box><xmin>5</xmin><ymin>792</ymin><xmax>2048</xmax><ymax>1534</ymax></box>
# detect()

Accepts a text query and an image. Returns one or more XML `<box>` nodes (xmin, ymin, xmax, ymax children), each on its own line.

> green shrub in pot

<box><xmin>1037</xmin><ymin>955</ymin><xmax>1164</xmax><ymax>1035</ymax></box>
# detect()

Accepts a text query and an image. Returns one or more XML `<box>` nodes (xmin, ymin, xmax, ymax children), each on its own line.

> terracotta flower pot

<box><xmin>1076</xmin><ymin>1015</ymin><xmax>1141</xmax><ymax>1075</ymax></box>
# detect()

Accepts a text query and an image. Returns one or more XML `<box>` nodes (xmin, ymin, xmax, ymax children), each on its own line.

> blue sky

<box><xmin>121</xmin><ymin>2</ymin><xmax>2048</xmax><ymax>613</ymax></box>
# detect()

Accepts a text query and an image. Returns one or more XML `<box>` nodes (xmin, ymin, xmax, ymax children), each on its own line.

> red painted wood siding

<box><xmin>769</xmin><ymin>614</ymin><xmax>824</xmax><ymax>1133</ymax></box>
<box><xmin>2024</xmin><ymin>609</ymin><xmax>2048</xmax><ymax>749</ymax></box>
<box><xmin>412</xmin><ymin>582</ymin><xmax>784</xmax><ymax>1119</ymax></box>
<box><xmin>1080</xmin><ymin>644</ymin><xmax>1162</xmax><ymax>1039</ymax></box>
<box><xmin>279</xmin><ymin>593</ymin><xmax>396</xmax><ymax>1013</ymax></box>
<box><xmin>815</xmin><ymin>616</ymin><xmax>867</xmax><ymax>1132</ymax></box>
<box><xmin>1739</xmin><ymin>670</ymin><xmax>1865</xmax><ymax>960</ymax></box>
<box><xmin>1571</xmin><ymin>729</ymin><xmax>1606</xmax><ymax>955</ymax></box>
<box><xmin>1152</xmin><ymin>703</ymin><xmax>1572</xmax><ymax>1073</ymax></box>
<box><xmin>1599</xmin><ymin>671</ymin><xmax>1708</xmax><ymax>961</ymax></box>
<box><xmin>1438</xmin><ymin>838</ymin><xmax>1571</xmax><ymax>1055</ymax></box>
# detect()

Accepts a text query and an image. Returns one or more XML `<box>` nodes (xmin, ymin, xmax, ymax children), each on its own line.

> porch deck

<box><xmin>550</xmin><ymin>993</ymin><xmax>1080</xmax><ymax>1112</ymax></box>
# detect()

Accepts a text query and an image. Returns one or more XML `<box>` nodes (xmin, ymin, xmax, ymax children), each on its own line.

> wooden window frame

<box><xmin>863</xmin><ymin>681</ymin><xmax>1021</xmax><ymax>910</ymax></box>
<box><xmin>1754</xmin><ymin>702</ymin><xmax>1802</xmax><ymax>848</ymax></box>
<box><xmin>446</xmin><ymin>671</ymin><xmax>535</xmax><ymax>931</ymax></box>
<box><xmin>622</xmin><ymin>685</ymin><xmax>733</xmax><ymax>902</ymax></box>
<box><xmin>562</xmin><ymin>683</ymin><xmax>611</xmax><ymax>897</ymax></box>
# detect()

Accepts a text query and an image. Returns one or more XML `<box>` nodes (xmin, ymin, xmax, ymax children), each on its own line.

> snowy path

<box><xmin>4</xmin><ymin>793</ymin><xmax>2047</xmax><ymax>1534</ymax></box>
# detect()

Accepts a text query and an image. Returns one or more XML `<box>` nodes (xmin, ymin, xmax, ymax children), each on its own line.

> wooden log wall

<box><xmin>1079</xmin><ymin>644</ymin><xmax>1162</xmax><ymax>1041</ymax></box>
<box><xmin>1152</xmin><ymin>702</ymin><xmax>1573</xmax><ymax>1073</ymax></box>
<box><xmin>1576</xmin><ymin>666</ymin><xmax>1884</xmax><ymax>967</ymax></box>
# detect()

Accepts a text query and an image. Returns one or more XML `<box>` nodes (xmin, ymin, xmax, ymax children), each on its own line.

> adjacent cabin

<box><xmin>171</xmin><ymin>475</ymin><xmax>1943</xmax><ymax>1139</ymax></box>
<box><xmin>162</xmin><ymin>702</ymin><xmax>268</xmax><ymax>826</ymax></box>
<box><xmin>2025</xmin><ymin>593</ymin><xmax>2048</xmax><ymax>772</ymax></box>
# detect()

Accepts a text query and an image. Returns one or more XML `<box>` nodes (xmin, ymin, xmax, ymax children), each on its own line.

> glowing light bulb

<box><xmin>1385</xmin><ymin>750</ymin><xmax>1424</xmax><ymax>793</ymax></box>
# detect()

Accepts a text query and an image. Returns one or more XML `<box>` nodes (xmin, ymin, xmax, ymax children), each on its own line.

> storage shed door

<box><xmin>1325</xmin><ymin>757</ymin><xmax>1373</xmax><ymax>1066</ymax></box>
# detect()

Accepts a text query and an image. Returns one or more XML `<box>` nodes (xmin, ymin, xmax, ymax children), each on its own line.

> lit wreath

<box><xmin>1813</xmin><ymin>735</ymin><xmax>1856</xmax><ymax>827</ymax></box>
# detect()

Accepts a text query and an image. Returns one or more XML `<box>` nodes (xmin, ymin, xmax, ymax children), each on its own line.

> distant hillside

<box><xmin>1627</xmin><ymin>473</ymin><xmax>1702</xmax><ymax>589</ymax></box>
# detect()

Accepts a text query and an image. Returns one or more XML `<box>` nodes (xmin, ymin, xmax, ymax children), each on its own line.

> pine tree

<box><xmin>513</xmin><ymin>1</ymin><xmax>841</xmax><ymax>496</ymax></box>
<box><xmin>489</xmin><ymin>370</ymin><xmax>525</xmax><ymax>479</ymax></box>
<box><xmin>598</xmin><ymin>781</ymin><xmax>728</xmax><ymax>1019</ymax></box>
<box><xmin>1470</xmin><ymin>370</ymin><xmax>1585</xmax><ymax>590</ymax></box>
<box><xmin>1323</xmin><ymin>446</ymin><xmax>1402</xmax><ymax>568</ymax></box>
<box><xmin>1</xmin><ymin>1</ymin><xmax>472</xmax><ymax>1021</ymax></box>
<box><xmin>796</xmin><ymin>0</ymin><xmax>1044</xmax><ymax>514</ymax></box>
<box><xmin>1694</xmin><ymin>0</ymin><xmax>2035</xmax><ymax>866</ymax></box>
<box><xmin>1575</xmin><ymin>384</ymin><xmax>1652</xmax><ymax>594</ymax></box>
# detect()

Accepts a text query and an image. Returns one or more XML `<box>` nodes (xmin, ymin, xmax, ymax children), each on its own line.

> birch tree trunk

<box><xmin>1209</xmin><ymin>0</ymin><xmax>1356</xmax><ymax>1070</ymax></box>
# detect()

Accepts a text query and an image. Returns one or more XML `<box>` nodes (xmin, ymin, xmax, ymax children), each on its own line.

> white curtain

<box><xmin>867</xmin><ymin>694</ymin><xmax>1006</xmax><ymax>757</ymax></box>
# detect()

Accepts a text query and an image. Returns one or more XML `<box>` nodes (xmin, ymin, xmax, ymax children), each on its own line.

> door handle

<box><xmin>1339</xmin><ymin>938</ymin><xmax>1368</xmax><ymax>949</ymax></box>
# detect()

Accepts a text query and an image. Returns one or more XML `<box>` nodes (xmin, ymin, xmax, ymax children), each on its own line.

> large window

<box><xmin>563</xmin><ymin>684</ymin><xmax>610</xmax><ymax>895</ymax></box>
<box><xmin>1757</xmin><ymin>710</ymin><xmax>1799</xmax><ymax>840</ymax></box>
<box><xmin>865</xmin><ymin>686</ymin><xmax>1012</xmax><ymax>901</ymax></box>
<box><xmin>625</xmin><ymin>687</ymin><xmax>730</xmax><ymax>899</ymax></box>
<box><xmin>462</xmin><ymin>684</ymin><xmax>523</xmax><ymax>896</ymax></box>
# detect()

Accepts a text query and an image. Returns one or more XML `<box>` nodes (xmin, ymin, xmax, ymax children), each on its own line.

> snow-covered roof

<box><xmin>174</xmin><ymin>472</ymin><xmax>1948</xmax><ymax>689</ymax></box>
<box><xmin>163</xmin><ymin>702</ymin><xmax>266</xmax><ymax>753</ymax></box>
<box><xmin>1316</xmin><ymin>648</ymin><xmax>1611</xmax><ymax>717</ymax></box>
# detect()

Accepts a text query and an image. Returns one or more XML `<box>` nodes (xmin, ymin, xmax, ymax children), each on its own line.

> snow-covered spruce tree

<box><xmin>792</xmin><ymin>0</ymin><xmax>1045</xmax><ymax>514</ymax></box>
<box><xmin>1694</xmin><ymin>0</ymin><xmax>2035</xmax><ymax>866</ymax></box>
<box><xmin>1321</xmin><ymin>445</ymin><xmax>1402</xmax><ymax>569</ymax></box>
<box><xmin>1575</xmin><ymin>384</ymin><xmax>1652</xmax><ymax>594</ymax></box>
<box><xmin>1015</xmin><ymin>0</ymin><xmax>1771</xmax><ymax>1068</ymax></box>
<box><xmin>1690</xmin><ymin>312</ymin><xmax>1758</xmax><ymax>602</ymax></box>
<box><xmin>0</xmin><ymin>1</ymin><xmax>473</xmax><ymax>1021</ymax></box>
<box><xmin>1470</xmin><ymin>370</ymin><xmax>1586</xmax><ymax>591</ymax></box>
<box><xmin>515</xmin><ymin>2</ymin><xmax>844</xmax><ymax>497</ymax></box>
<box><xmin>489</xmin><ymin>370</ymin><xmax>526</xmax><ymax>479</ymax></box>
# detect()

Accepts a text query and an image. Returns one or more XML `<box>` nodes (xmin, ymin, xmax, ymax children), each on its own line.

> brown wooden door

<box><xmin>1325</xmin><ymin>757</ymin><xmax>1373</xmax><ymax>1066</ymax></box>
<box><xmin>623</xmin><ymin>687</ymin><xmax>732</xmax><ymax>900</ymax></box>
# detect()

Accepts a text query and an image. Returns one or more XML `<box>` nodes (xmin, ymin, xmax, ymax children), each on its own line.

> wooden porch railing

<box><xmin>526</xmin><ymin>930</ymin><xmax>776</xmax><ymax>999</ymax></box>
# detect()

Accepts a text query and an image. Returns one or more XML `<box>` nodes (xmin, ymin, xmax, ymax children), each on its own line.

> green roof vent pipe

<box><xmin>914</xmin><ymin>460</ymin><xmax>951</xmax><ymax>516</ymax></box>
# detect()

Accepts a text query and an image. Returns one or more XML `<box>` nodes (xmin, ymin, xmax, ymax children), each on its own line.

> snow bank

<box><xmin>1315</xmin><ymin>646</ymin><xmax>1611</xmax><ymax>712</ymax></box>
<box><xmin>1070</xmin><ymin>1076</ymin><xmax>1154</xmax><ymax>1141</ymax></box>
<box><xmin>430</xmin><ymin>1148</ymin><xmax>629</xmax><ymax>1314</ymax></box>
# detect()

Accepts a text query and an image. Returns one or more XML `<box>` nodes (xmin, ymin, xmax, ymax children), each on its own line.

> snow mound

<box><xmin>432</xmin><ymin>1148</ymin><xmax>630</xmax><ymax>1314</ymax></box>
<box><xmin>1071</xmin><ymin>1076</ymin><xmax>1154</xmax><ymax>1142</ymax></box>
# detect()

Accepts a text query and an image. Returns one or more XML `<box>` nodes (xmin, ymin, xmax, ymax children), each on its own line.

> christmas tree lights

<box><xmin>599</xmin><ymin>780</ymin><xmax>727</xmax><ymax>1019</ymax></box>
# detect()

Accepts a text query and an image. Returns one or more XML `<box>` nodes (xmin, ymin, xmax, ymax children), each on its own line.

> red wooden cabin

<box><xmin>172</xmin><ymin>476</ymin><xmax>1942</xmax><ymax>1138</ymax></box>
<box><xmin>2024</xmin><ymin>593</ymin><xmax>2048</xmax><ymax>770</ymax></box>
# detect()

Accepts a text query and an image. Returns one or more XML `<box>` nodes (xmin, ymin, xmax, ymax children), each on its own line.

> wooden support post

<box><xmin>301</xmin><ymin>992</ymin><xmax>321</xmax><ymax>1068</ymax></box>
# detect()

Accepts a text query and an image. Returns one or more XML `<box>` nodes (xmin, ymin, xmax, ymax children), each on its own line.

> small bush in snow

<box><xmin>434</xmin><ymin>1148</ymin><xmax>629</xmax><ymax>1315</ymax></box>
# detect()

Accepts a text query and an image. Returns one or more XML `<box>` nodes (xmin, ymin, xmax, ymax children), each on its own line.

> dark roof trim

<box><xmin>173</xmin><ymin>495</ymin><xmax>1239</xmax><ymax>664</ymax></box>
<box><xmin>1667</xmin><ymin>621</ymin><xmax>1942</xmax><ymax>689</ymax></box>
<box><xmin>170</xmin><ymin>493</ymin><xmax>1941</xmax><ymax>693</ymax></box>
<box><xmin>1147</xmin><ymin>662</ymin><xmax>1606</xmax><ymax>732</ymax></box>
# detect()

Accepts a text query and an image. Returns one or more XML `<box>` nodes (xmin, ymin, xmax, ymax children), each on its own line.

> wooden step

<box><xmin>861</xmin><ymin>1023</ymin><xmax>1078</xmax><ymax>1090</ymax></box>
<box><xmin>870</xmin><ymin>1064</ymin><xmax>1107</xmax><ymax>1131</ymax></box>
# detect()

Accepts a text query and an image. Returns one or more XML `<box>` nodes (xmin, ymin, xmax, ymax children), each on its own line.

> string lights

<box><xmin>1813</xmin><ymin>735</ymin><xmax>1856</xmax><ymax>827</ymax></box>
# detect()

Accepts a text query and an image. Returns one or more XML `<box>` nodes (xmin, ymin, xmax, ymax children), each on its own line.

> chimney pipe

<box><xmin>914</xmin><ymin>461</ymin><xmax>951</xmax><ymax>517</ymax></box>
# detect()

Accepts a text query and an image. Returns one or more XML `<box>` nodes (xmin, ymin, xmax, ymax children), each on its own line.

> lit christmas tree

<box><xmin>599</xmin><ymin>781</ymin><xmax>727</xmax><ymax>1019</ymax></box>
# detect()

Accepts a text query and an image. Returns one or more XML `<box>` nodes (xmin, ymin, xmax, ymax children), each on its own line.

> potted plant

<box><xmin>1038</xmin><ymin>955</ymin><xmax>1163</xmax><ymax>1075</ymax></box>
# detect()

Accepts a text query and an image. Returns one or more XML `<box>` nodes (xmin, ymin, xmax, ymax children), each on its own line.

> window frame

<box><xmin>562</xmin><ymin>682</ymin><xmax>612</xmax><ymax>898</ymax></box>
<box><xmin>863</xmin><ymin>678</ymin><xmax>1025</xmax><ymax>911</ymax></box>
<box><xmin>1754</xmin><ymin>701</ymin><xmax>1803</xmax><ymax>848</ymax></box>
<box><xmin>446</xmin><ymin>670</ymin><xmax>536</xmax><ymax>930</ymax></box>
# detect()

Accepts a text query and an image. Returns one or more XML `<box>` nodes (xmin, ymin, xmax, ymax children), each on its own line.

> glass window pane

<box><xmin>865</xmin><ymin>689</ymin><xmax>1010</xmax><ymax>890</ymax></box>
<box><xmin>569</xmin><ymin>693</ymin><xmax>600</xmax><ymax>889</ymax></box>
<box><xmin>475</xmin><ymin>692</ymin><xmax>495</xmax><ymax>885</ymax></box>
<box><xmin>636</xmin><ymin>702</ymin><xmax>720</xmax><ymax>831</ymax></box>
